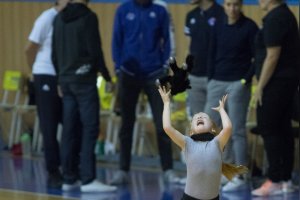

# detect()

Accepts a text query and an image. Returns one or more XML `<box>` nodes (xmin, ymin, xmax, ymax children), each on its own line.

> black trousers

<box><xmin>34</xmin><ymin>75</ymin><xmax>62</xmax><ymax>174</ymax></box>
<box><xmin>181</xmin><ymin>193</ymin><xmax>219</xmax><ymax>200</ymax></box>
<box><xmin>118</xmin><ymin>71</ymin><xmax>173</xmax><ymax>171</ymax></box>
<box><xmin>60</xmin><ymin>83</ymin><xmax>99</xmax><ymax>184</ymax></box>
<box><xmin>256</xmin><ymin>78</ymin><xmax>298</xmax><ymax>182</ymax></box>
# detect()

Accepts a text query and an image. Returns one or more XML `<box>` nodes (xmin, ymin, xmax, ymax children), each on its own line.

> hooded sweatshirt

<box><xmin>52</xmin><ymin>3</ymin><xmax>111</xmax><ymax>84</ymax></box>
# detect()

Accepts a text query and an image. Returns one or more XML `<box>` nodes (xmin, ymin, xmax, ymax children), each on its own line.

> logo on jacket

<box><xmin>76</xmin><ymin>64</ymin><xmax>91</xmax><ymax>75</ymax></box>
<box><xmin>126</xmin><ymin>13</ymin><xmax>135</xmax><ymax>20</ymax></box>
<box><xmin>208</xmin><ymin>17</ymin><xmax>216</xmax><ymax>26</ymax></box>
<box><xmin>149</xmin><ymin>11</ymin><xmax>156</xmax><ymax>18</ymax></box>
<box><xmin>42</xmin><ymin>84</ymin><xmax>50</xmax><ymax>91</ymax></box>
<box><xmin>190</xmin><ymin>18</ymin><xmax>196</xmax><ymax>25</ymax></box>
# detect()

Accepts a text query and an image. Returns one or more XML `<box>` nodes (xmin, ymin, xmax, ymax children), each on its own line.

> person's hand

<box><xmin>28</xmin><ymin>74</ymin><xmax>34</xmax><ymax>82</ymax></box>
<box><xmin>158</xmin><ymin>85</ymin><xmax>171</xmax><ymax>104</ymax></box>
<box><xmin>250</xmin><ymin>86</ymin><xmax>263</xmax><ymax>108</ymax></box>
<box><xmin>105</xmin><ymin>81</ymin><xmax>114</xmax><ymax>93</ymax></box>
<box><xmin>212</xmin><ymin>94</ymin><xmax>227</xmax><ymax>112</ymax></box>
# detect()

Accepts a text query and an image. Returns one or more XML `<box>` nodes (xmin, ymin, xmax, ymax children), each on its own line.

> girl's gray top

<box><xmin>184</xmin><ymin>136</ymin><xmax>222</xmax><ymax>199</ymax></box>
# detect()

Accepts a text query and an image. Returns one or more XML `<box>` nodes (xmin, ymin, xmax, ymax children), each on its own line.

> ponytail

<box><xmin>222</xmin><ymin>163</ymin><xmax>248</xmax><ymax>180</ymax></box>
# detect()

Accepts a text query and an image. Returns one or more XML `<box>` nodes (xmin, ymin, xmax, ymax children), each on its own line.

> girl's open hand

<box><xmin>158</xmin><ymin>85</ymin><xmax>171</xmax><ymax>104</ymax></box>
<box><xmin>212</xmin><ymin>94</ymin><xmax>228</xmax><ymax>112</ymax></box>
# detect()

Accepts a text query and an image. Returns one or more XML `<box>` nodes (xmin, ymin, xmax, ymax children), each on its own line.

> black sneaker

<box><xmin>47</xmin><ymin>171</ymin><xmax>63</xmax><ymax>189</ymax></box>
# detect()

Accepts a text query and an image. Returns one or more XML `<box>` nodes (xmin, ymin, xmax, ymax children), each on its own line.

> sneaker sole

<box><xmin>222</xmin><ymin>184</ymin><xmax>248</xmax><ymax>192</ymax></box>
<box><xmin>80</xmin><ymin>188</ymin><xmax>117</xmax><ymax>192</ymax></box>
<box><xmin>251</xmin><ymin>190</ymin><xmax>283</xmax><ymax>196</ymax></box>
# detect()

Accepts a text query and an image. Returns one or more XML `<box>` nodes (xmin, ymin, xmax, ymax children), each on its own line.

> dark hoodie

<box><xmin>52</xmin><ymin>3</ymin><xmax>111</xmax><ymax>84</ymax></box>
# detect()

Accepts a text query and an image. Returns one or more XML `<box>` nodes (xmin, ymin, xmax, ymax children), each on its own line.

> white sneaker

<box><xmin>282</xmin><ymin>180</ymin><xmax>297</xmax><ymax>193</ymax></box>
<box><xmin>62</xmin><ymin>180</ymin><xmax>81</xmax><ymax>191</ymax></box>
<box><xmin>221</xmin><ymin>175</ymin><xmax>229</xmax><ymax>186</ymax></box>
<box><xmin>251</xmin><ymin>179</ymin><xmax>282</xmax><ymax>196</ymax></box>
<box><xmin>222</xmin><ymin>176</ymin><xmax>247</xmax><ymax>192</ymax></box>
<box><xmin>163</xmin><ymin>170</ymin><xmax>180</xmax><ymax>183</ymax></box>
<box><xmin>80</xmin><ymin>180</ymin><xmax>117</xmax><ymax>192</ymax></box>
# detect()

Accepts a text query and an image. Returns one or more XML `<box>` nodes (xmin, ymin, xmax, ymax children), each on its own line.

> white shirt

<box><xmin>29</xmin><ymin>7</ymin><xmax>58</xmax><ymax>75</ymax></box>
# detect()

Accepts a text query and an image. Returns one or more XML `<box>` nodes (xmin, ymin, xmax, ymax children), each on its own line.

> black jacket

<box><xmin>52</xmin><ymin>3</ymin><xmax>111</xmax><ymax>84</ymax></box>
<box><xmin>185</xmin><ymin>3</ymin><xmax>225</xmax><ymax>77</ymax></box>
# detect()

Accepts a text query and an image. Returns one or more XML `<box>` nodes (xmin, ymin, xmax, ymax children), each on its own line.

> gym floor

<box><xmin>0</xmin><ymin>153</ymin><xmax>299</xmax><ymax>200</ymax></box>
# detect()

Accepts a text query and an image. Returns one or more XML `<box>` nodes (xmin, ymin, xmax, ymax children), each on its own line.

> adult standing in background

<box><xmin>178</xmin><ymin>0</ymin><xmax>224</xmax><ymax>185</ymax></box>
<box><xmin>25</xmin><ymin>0</ymin><xmax>69</xmax><ymax>189</ymax></box>
<box><xmin>204</xmin><ymin>0</ymin><xmax>258</xmax><ymax>191</ymax></box>
<box><xmin>52</xmin><ymin>0</ymin><xmax>116</xmax><ymax>192</ymax></box>
<box><xmin>251</xmin><ymin>0</ymin><xmax>300</xmax><ymax>196</ymax></box>
<box><xmin>112</xmin><ymin>0</ymin><xmax>176</xmax><ymax>116</ymax></box>
<box><xmin>110</xmin><ymin>0</ymin><xmax>178</xmax><ymax>185</ymax></box>
<box><xmin>184</xmin><ymin>0</ymin><xmax>224</xmax><ymax>117</ymax></box>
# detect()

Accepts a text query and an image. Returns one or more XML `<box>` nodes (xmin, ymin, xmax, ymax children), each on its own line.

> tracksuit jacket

<box><xmin>112</xmin><ymin>0</ymin><xmax>171</xmax><ymax>77</ymax></box>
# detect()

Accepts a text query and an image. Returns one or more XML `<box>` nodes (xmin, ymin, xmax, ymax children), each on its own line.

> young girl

<box><xmin>158</xmin><ymin>86</ymin><xmax>247</xmax><ymax>200</ymax></box>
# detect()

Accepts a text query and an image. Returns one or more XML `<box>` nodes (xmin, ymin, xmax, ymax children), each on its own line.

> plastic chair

<box><xmin>97</xmin><ymin>76</ymin><xmax>120</xmax><ymax>154</ymax></box>
<box><xmin>0</xmin><ymin>70</ymin><xmax>23</xmax><ymax>148</ymax></box>
<box><xmin>14</xmin><ymin>79</ymin><xmax>37</xmax><ymax>150</ymax></box>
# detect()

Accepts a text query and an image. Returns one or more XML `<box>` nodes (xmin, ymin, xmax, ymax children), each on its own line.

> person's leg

<box><xmin>60</xmin><ymin>83</ymin><xmax>80</xmax><ymax>184</ymax></box>
<box><xmin>280</xmin><ymin>114</ymin><xmax>296</xmax><ymax>193</ymax></box>
<box><xmin>257</xmin><ymin>79</ymin><xmax>296</xmax><ymax>183</ymax></box>
<box><xmin>278</xmin><ymin>80</ymin><xmax>297</xmax><ymax>181</ymax></box>
<box><xmin>280</xmin><ymin>118</ymin><xmax>294</xmax><ymax>181</ymax></box>
<box><xmin>144</xmin><ymin>79</ymin><xmax>173</xmax><ymax>171</ymax></box>
<box><xmin>65</xmin><ymin>84</ymin><xmax>116</xmax><ymax>192</ymax></box>
<box><xmin>109</xmin><ymin>72</ymin><xmax>141</xmax><ymax>185</ymax></box>
<box><xmin>187</xmin><ymin>75</ymin><xmax>208</xmax><ymax>115</ymax></box>
<box><xmin>204</xmin><ymin>80</ymin><xmax>233</xmax><ymax>163</ymax></box>
<box><xmin>72</xmin><ymin>83</ymin><xmax>99</xmax><ymax>184</ymax></box>
<box><xmin>34</xmin><ymin>75</ymin><xmax>62</xmax><ymax>175</ymax></box>
<box><xmin>204</xmin><ymin>80</ymin><xmax>225</xmax><ymax>127</ymax></box>
<box><xmin>253</xmin><ymin>95</ymin><xmax>283</xmax><ymax>196</ymax></box>
<box><xmin>61</xmin><ymin>113</ymin><xmax>82</xmax><ymax>191</ymax></box>
<box><xmin>34</xmin><ymin>75</ymin><xmax>63</xmax><ymax>188</ymax></box>
<box><xmin>226</xmin><ymin>81</ymin><xmax>250</xmax><ymax>166</ymax></box>
<box><xmin>118</xmin><ymin>72</ymin><xmax>141</xmax><ymax>171</ymax></box>
<box><xmin>253</xmin><ymin>79</ymin><xmax>298</xmax><ymax>196</ymax></box>
<box><xmin>221</xmin><ymin>81</ymin><xmax>250</xmax><ymax>192</ymax></box>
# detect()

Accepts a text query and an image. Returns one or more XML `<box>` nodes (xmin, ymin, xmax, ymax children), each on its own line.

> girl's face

<box><xmin>190</xmin><ymin>112</ymin><xmax>213</xmax><ymax>135</ymax></box>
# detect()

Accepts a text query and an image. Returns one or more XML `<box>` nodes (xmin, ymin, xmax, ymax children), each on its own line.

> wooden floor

<box><xmin>0</xmin><ymin>152</ymin><xmax>299</xmax><ymax>200</ymax></box>
<box><xmin>0</xmin><ymin>189</ymin><xmax>78</xmax><ymax>200</ymax></box>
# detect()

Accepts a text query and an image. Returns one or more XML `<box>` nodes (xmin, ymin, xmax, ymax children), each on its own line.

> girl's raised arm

<box><xmin>158</xmin><ymin>86</ymin><xmax>185</xmax><ymax>149</ymax></box>
<box><xmin>212</xmin><ymin>95</ymin><xmax>232</xmax><ymax>151</ymax></box>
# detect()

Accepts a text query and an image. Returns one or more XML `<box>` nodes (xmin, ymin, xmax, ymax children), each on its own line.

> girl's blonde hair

<box><xmin>222</xmin><ymin>163</ymin><xmax>249</xmax><ymax>180</ymax></box>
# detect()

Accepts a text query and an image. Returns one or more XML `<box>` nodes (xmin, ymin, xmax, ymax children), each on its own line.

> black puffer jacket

<box><xmin>52</xmin><ymin>3</ymin><xmax>111</xmax><ymax>83</ymax></box>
